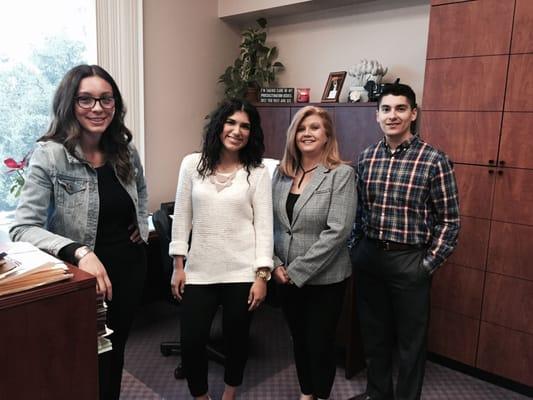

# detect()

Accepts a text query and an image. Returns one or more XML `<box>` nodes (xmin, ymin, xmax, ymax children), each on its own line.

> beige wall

<box><xmin>143</xmin><ymin>0</ymin><xmax>240</xmax><ymax>211</ymax></box>
<box><xmin>263</xmin><ymin>0</ymin><xmax>430</xmax><ymax>102</ymax></box>
<box><xmin>143</xmin><ymin>0</ymin><xmax>430</xmax><ymax>210</ymax></box>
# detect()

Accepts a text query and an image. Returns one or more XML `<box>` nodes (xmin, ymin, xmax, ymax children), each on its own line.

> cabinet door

<box><xmin>428</xmin><ymin>307</ymin><xmax>479</xmax><ymax>366</ymax></box>
<box><xmin>427</xmin><ymin>0</ymin><xmax>513</xmax><ymax>58</ymax></box>
<box><xmin>505</xmin><ymin>54</ymin><xmax>533</xmax><ymax>111</ymax></box>
<box><xmin>431</xmin><ymin>262</ymin><xmax>484</xmax><ymax>319</ymax></box>
<box><xmin>423</xmin><ymin>56</ymin><xmax>508</xmax><ymax>111</ymax></box>
<box><xmin>488</xmin><ymin>221</ymin><xmax>533</xmax><ymax>281</ymax></box>
<box><xmin>454</xmin><ymin>164</ymin><xmax>495</xmax><ymax>219</ymax></box>
<box><xmin>257</xmin><ymin>107</ymin><xmax>290</xmax><ymax>159</ymax></box>
<box><xmin>335</xmin><ymin>106</ymin><xmax>381</xmax><ymax>165</ymax></box>
<box><xmin>492</xmin><ymin>168</ymin><xmax>533</xmax><ymax>225</ymax></box>
<box><xmin>499</xmin><ymin>113</ymin><xmax>533</xmax><ymax>169</ymax></box>
<box><xmin>477</xmin><ymin>322</ymin><xmax>533</xmax><ymax>386</ymax></box>
<box><xmin>511</xmin><ymin>0</ymin><xmax>533</xmax><ymax>54</ymax></box>
<box><xmin>482</xmin><ymin>272</ymin><xmax>533</xmax><ymax>334</ymax></box>
<box><xmin>447</xmin><ymin>216</ymin><xmax>490</xmax><ymax>270</ymax></box>
<box><xmin>420</xmin><ymin>111</ymin><xmax>501</xmax><ymax>165</ymax></box>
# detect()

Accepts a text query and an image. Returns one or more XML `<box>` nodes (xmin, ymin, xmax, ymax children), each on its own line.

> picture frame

<box><xmin>321</xmin><ymin>71</ymin><xmax>347</xmax><ymax>103</ymax></box>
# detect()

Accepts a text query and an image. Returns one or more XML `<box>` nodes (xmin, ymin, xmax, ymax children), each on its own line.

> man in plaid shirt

<box><xmin>349</xmin><ymin>84</ymin><xmax>460</xmax><ymax>400</ymax></box>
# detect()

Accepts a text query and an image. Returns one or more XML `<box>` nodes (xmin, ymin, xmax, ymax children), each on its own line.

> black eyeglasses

<box><xmin>75</xmin><ymin>95</ymin><xmax>115</xmax><ymax>109</ymax></box>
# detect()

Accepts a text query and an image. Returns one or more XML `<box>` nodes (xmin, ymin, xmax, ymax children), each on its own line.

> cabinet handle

<box><xmin>499</xmin><ymin>160</ymin><xmax>506</xmax><ymax>166</ymax></box>
<box><xmin>488</xmin><ymin>160</ymin><xmax>495</xmax><ymax>165</ymax></box>
<box><xmin>497</xmin><ymin>170</ymin><xmax>503</xmax><ymax>175</ymax></box>
<box><xmin>488</xmin><ymin>169</ymin><xmax>494</xmax><ymax>174</ymax></box>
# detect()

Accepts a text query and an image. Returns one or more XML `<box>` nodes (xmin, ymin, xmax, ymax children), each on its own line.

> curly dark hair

<box><xmin>40</xmin><ymin>64</ymin><xmax>134</xmax><ymax>183</ymax></box>
<box><xmin>197</xmin><ymin>99</ymin><xmax>265</xmax><ymax>178</ymax></box>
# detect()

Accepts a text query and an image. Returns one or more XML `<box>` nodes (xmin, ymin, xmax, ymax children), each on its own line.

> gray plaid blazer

<box><xmin>272</xmin><ymin>164</ymin><xmax>357</xmax><ymax>287</ymax></box>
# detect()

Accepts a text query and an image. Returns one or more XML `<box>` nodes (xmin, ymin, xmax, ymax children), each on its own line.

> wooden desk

<box><xmin>0</xmin><ymin>267</ymin><xmax>97</xmax><ymax>399</ymax></box>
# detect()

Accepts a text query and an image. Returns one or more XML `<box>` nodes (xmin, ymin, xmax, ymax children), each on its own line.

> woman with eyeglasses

<box><xmin>10</xmin><ymin>64</ymin><xmax>148</xmax><ymax>400</ymax></box>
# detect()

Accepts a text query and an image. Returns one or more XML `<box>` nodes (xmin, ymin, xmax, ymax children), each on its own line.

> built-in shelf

<box><xmin>218</xmin><ymin>0</ymin><xmax>377</xmax><ymax>23</ymax></box>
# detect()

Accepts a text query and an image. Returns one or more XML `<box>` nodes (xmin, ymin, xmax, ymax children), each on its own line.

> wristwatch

<box><xmin>74</xmin><ymin>245</ymin><xmax>92</xmax><ymax>263</ymax></box>
<box><xmin>256</xmin><ymin>269</ymin><xmax>271</xmax><ymax>282</ymax></box>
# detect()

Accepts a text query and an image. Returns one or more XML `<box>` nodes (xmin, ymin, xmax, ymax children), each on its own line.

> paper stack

<box><xmin>0</xmin><ymin>242</ymin><xmax>73</xmax><ymax>296</ymax></box>
<box><xmin>97</xmin><ymin>293</ymin><xmax>113</xmax><ymax>354</ymax></box>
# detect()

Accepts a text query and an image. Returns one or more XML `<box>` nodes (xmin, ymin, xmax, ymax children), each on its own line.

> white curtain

<box><xmin>96</xmin><ymin>0</ymin><xmax>145</xmax><ymax>162</ymax></box>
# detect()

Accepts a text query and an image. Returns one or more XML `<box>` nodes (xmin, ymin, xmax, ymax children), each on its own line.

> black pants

<box><xmin>279</xmin><ymin>280</ymin><xmax>347</xmax><ymax>399</ymax></box>
<box><xmin>96</xmin><ymin>242</ymin><xmax>147</xmax><ymax>400</ymax></box>
<box><xmin>180</xmin><ymin>283</ymin><xmax>254</xmax><ymax>397</ymax></box>
<box><xmin>351</xmin><ymin>237</ymin><xmax>431</xmax><ymax>400</ymax></box>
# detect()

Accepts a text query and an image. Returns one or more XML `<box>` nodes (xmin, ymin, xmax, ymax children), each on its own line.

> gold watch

<box><xmin>256</xmin><ymin>269</ymin><xmax>271</xmax><ymax>282</ymax></box>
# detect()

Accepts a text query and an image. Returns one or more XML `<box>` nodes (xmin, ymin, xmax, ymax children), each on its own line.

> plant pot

<box><xmin>245</xmin><ymin>86</ymin><xmax>259</xmax><ymax>103</ymax></box>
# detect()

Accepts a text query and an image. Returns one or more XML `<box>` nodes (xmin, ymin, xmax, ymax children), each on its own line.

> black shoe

<box><xmin>348</xmin><ymin>394</ymin><xmax>373</xmax><ymax>400</ymax></box>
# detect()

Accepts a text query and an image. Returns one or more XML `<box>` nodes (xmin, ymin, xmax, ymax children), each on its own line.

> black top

<box><xmin>94</xmin><ymin>163</ymin><xmax>135</xmax><ymax>248</ymax></box>
<box><xmin>59</xmin><ymin>163</ymin><xmax>135</xmax><ymax>264</ymax></box>
<box><xmin>286</xmin><ymin>192</ymin><xmax>300</xmax><ymax>224</ymax></box>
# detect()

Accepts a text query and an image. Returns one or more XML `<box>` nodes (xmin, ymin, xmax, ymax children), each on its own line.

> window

<box><xmin>0</xmin><ymin>0</ymin><xmax>96</xmax><ymax>219</ymax></box>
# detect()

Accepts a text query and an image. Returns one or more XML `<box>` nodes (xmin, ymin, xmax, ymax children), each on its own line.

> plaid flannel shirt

<box><xmin>351</xmin><ymin>135</ymin><xmax>460</xmax><ymax>272</ymax></box>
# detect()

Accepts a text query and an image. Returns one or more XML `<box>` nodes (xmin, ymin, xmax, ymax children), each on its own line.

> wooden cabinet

<box><xmin>511</xmin><ymin>0</ymin><xmax>533</xmax><ymax>54</ymax></box>
<box><xmin>423</xmin><ymin>56</ymin><xmax>508</xmax><ymax>111</ymax></box>
<box><xmin>423</xmin><ymin>0</ymin><xmax>533</xmax><ymax>387</ymax></box>
<box><xmin>428</xmin><ymin>307</ymin><xmax>479</xmax><ymax>366</ymax></box>
<box><xmin>427</xmin><ymin>0</ymin><xmax>513</xmax><ymax>59</ymax></box>
<box><xmin>420</xmin><ymin>111</ymin><xmax>501</xmax><ymax>165</ymax></box>
<box><xmin>0</xmin><ymin>267</ymin><xmax>97</xmax><ymax>399</ymax></box>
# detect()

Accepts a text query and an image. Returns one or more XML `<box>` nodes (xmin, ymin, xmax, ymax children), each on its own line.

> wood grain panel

<box><xmin>477</xmin><ymin>322</ymin><xmax>533</xmax><ymax>386</ymax></box>
<box><xmin>432</xmin><ymin>262</ymin><xmax>484</xmax><ymax>318</ymax></box>
<box><xmin>334</xmin><ymin>106</ymin><xmax>381</xmax><ymax>165</ymax></box>
<box><xmin>488</xmin><ymin>221</ymin><xmax>533</xmax><ymax>281</ymax></box>
<box><xmin>500</xmin><ymin>113</ymin><xmax>533</xmax><ymax>169</ymax></box>
<box><xmin>454</xmin><ymin>164</ymin><xmax>495</xmax><ymax>219</ymax></box>
<box><xmin>482</xmin><ymin>272</ymin><xmax>533</xmax><ymax>334</ymax></box>
<box><xmin>428</xmin><ymin>307</ymin><xmax>479</xmax><ymax>366</ymax></box>
<box><xmin>420</xmin><ymin>111</ymin><xmax>501</xmax><ymax>165</ymax></box>
<box><xmin>257</xmin><ymin>107</ymin><xmax>290</xmax><ymax>159</ymax></box>
<box><xmin>423</xmin><ymin>56</ymin><xmax>508</xmax><ymax>111</ymax></box>
<box><xmin>431</xmin><ymin>0</ymin><xmax>470</xmax><ymax>5</ymax></box>
<box><xmin>511</xmin><ymin>0</ymin><xmax>533</xmax><ymax>54</ymax></box>
<box><xmin>492</xmin><ymin>168</ymin><xmax>533</xmax><ymax>225</ymax></box>
<box><xmin>427</xmin><ymin>0</ymin><xmax>513</xmax><ymax>58</ymax></box>
<box><xmin>505</xmin><ymin>54</ymin><xmax>533</xmax><ymax>111</ymax></box>
<box><xmin>448</xmin><ymin>216</ymin><xmax>490</xmax><ymax>270</ymax></box>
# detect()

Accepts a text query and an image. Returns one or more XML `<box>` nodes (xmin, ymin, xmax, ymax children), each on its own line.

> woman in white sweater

<box><xmin>169</xmin><ymin>99</ymin><xmax>273</xmax><ymax>400</ymax></box>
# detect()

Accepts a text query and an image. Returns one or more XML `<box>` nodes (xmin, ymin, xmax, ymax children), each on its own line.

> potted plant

<box><xmin>218</xmin><ymin>18</ymin><xmax>284</xmax><ymax>101</ymax></box>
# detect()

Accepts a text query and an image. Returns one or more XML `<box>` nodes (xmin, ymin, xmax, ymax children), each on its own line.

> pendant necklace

<box><xmin>297</xmin><ymin>164</ymin><xmax>318</xmax><ymax>189</ymax></box>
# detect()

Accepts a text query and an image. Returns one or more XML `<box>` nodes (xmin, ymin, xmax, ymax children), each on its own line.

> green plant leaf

<box><xmin>257</xmin><ymin>18</ymin><xmax>267</xmax><ymax>29</ymax></box>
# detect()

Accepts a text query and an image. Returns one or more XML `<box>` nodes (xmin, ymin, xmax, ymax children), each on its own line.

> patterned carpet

<box><xmin>122</xmin><ymin>301</ymin><xmax>530</xmax><ymax>400</ymax></box>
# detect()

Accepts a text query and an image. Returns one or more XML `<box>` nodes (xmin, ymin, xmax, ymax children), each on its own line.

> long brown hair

<box><xmin>278</xmin><ymin>106</ymin><xmax>344</xmax><ymax>177</ymax></box>
<box><xmin>40</xmin><ymin>64</ymin><xmax>134</xmax><ymax>183</ymax></box>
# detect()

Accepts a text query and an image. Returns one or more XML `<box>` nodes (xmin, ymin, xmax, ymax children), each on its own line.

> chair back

<box><xmin>152</xmin><ymin>203</ymin><xmax>175</xmax><ymax>296</ymax></box>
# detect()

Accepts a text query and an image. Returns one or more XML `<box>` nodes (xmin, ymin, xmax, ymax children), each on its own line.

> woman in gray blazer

<box><xmin>272</xmin><ymin>106</ymin><xmax>356</xmax><ymax>400</ymax></box>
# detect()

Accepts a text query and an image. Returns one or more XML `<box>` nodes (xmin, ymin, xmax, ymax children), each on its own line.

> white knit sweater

<box><xmin>169</xmin><ymin>153</ymin><xmax>274</xmax><ymax>284</ymax></box>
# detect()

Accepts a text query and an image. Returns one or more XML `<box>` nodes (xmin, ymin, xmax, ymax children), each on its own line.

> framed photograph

<box><xmin>321</xmin><ymin>71</ymin><xmax>347</xmax><ymax>103</ymax></box>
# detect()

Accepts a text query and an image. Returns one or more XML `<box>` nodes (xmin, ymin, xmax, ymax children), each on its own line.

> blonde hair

<box><xmin>279</xmin><ymin>106</ymin><xmax>344</xmax><ymax>177</ymax></box>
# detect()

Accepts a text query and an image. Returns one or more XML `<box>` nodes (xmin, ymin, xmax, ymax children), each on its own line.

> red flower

<box><xmin>4</xmin><ymin>154</ymin><xmax>29</xmax><ymax>170</ymax></box>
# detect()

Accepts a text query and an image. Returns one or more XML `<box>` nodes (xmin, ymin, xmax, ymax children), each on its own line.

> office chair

<box><xmin>152</xmin><ymin>202</ymin><xmax>225</xmax><ymax>380</ymax></box>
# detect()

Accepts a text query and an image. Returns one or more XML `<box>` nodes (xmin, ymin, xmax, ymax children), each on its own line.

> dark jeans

<box><xmin>351</xmin><ymin>237</ymin><xmax>431</xmax><ymax>400</ymax></box>
<box><xmin>279</xmin><ymin>280</ymin><xmax>347</xmax><ymax>399</ymax></box>
<box><xmin>180</xmin><ymin>283</ymin><xmax>253</xmax><ymax>397</ymax></box>
<box><xmin>97</xmin><ymin>242</ymin><xmax>147</xmax><ymax>400</ymax></box>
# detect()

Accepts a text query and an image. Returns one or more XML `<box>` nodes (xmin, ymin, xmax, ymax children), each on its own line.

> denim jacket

<box><xmin>9</xmin><ymin>140</ymin><xmax>149</xmax><ymax>256</ymax></box>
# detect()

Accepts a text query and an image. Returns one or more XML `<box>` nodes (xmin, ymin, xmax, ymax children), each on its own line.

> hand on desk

<box><xmin>78</xmin><ymin>252</ymin><xmax>113</xmax><ymax>300</ymax></box>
